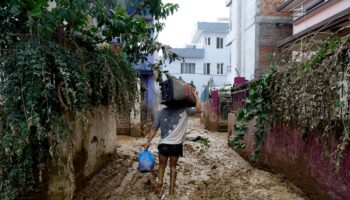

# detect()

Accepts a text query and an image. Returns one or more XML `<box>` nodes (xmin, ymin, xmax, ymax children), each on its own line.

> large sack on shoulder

<box><xmin>160</xmin><ymin>76</ymin><xmax>196</xmax><ymax>107</ymax></box>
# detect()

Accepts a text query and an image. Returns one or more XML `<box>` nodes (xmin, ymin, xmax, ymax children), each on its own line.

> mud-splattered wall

<box><xmin>228</xmin><ymin>113</ymin><xmax>350</xmax><ymax>200</ymax></box>
<box><xmin>48</xmin><ymin>106</ymin><xmax>118</xmax><ymax>199</ymax></box>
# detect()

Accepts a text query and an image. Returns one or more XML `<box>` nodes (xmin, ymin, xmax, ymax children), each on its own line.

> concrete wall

<box><xmin>225</xmin><ymin>0</ymin><xmax>238</xmax><ymax>85</ymax></box>
<box><xmin>241</xmin><ymin>0</ymin><xmax>256</xmax><ymax>80</ymax></box>
<box><xmin>243</xmin><ymin>24</ymin><xmax>256</xmax><ymax>80</ymax></box>
<box><xmin>225</xmin><ymin>0</ymin><xmax>257</xmax><ymax>81</ymax></box>
<box><xmin>48</xmin><ymin>106</ymin><xmax>118</xmax><ymax>199</ymax></box>
<box><xmin>226</xmin><ymin>38</ymin><xmax>236</xmax><ymax>85</ymax></box>
<box><xmin>130</xmin><ymin>82</ymin><xmax>142</xmax><ymax>137</ymax></box>
<box><xmin>228</xmin><ymin>113</ymin><xmax>350</xmax><ymax>200</ymax></box>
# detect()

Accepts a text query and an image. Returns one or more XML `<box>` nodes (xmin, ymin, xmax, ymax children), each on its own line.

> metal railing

<box><xmin>231</xmin><ymin>82</ymin><xmax>249</xmax><ymax>112</ymax></box>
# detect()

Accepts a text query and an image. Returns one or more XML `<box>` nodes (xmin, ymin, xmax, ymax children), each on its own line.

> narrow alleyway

<box><xmin>74</xmin><ymin>117</ymin><xmax>307</xmax><ymax>200</ymax></box>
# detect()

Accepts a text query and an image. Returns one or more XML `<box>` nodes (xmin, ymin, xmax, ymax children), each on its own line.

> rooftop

<box><xmin>191</xmin><ymin>22</ymin><xmax>229</xmax><ymax>43</ymax></box>
<box><xmin>171</xmin><ymin>48</ymin><xmax>204</xmax><ymax>58</ymax></box>
<box><xmin>197</xmin><ymin>22</ymin><xmax>229</xmax><ymax>32</ymax></box>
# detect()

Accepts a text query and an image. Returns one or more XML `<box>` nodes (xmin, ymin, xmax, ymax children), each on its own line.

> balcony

<box><xmin>293</xmin><ymin>0</ymin><xmax>350</xmax><ymax>34</ymax></box>
<box><xmin>277</xmin><ymin>0</ymin><xmax>350</xmax><ymax>47</ymax></box>
<box><xmin>134</xmin><ymin>63</ymin><xmax>153</xmax><ymax>74</ymax></box>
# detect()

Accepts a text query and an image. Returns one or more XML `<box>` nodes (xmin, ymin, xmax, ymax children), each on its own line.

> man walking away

<box><xmin>144</xmin><ymin>88</ymin><xmax>202</xmax><ymax>197</ymax></box>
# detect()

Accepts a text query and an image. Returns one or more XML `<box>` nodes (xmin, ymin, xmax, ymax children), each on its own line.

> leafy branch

<box><xmin>0</xmin><ymin>0</ymin><xmax>179</xmax><ymax>199</ymax></box>
<box><xmin>231</xmin><ymin>66</ymin><xmax>277</xmax><ymax>160</ymax></box>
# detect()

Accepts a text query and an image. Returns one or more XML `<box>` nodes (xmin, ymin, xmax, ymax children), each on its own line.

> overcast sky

<box><xmin>158</xmin><ymin>0</ymin><xmax>229</xmax><ymax>48</ymax></box>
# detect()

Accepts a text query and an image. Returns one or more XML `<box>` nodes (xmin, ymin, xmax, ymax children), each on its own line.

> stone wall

<box><xmin>48</xmin><ymin>106</ymin><xmax>118</xmax><ymax>199</ymax></box>
<box><xmin>228</xmin><ymin>112</ymin><xmax>350</xmax><ymax>200</ymax></box>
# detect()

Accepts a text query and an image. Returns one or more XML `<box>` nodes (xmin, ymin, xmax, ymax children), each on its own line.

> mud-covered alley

<box><xmin>74</xmin><ymin>117</ymin><xmax>306</xmax><ymax>200</ymax></box>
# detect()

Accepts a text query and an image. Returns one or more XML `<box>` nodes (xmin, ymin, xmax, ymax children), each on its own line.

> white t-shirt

<box><xmin>152</xmin><ymin>107</ymin><xmax>196</xmax><ymax>145</ymax></box>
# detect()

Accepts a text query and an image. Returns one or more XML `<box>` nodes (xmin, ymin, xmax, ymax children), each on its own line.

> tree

<box><xmin>0</xmin><ymin>0</ymin><xmax>179</xmax><ymax>198</ymax></box>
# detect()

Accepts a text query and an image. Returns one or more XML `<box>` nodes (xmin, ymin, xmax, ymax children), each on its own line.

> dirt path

<box><xmin>74</xmin><ymin>117</ymin><xmax>307</xmax><ymax>200</ymax></box>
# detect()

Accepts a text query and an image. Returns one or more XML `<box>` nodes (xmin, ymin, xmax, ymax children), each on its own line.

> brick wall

<box><xmin>256</xmin><ymin>22</ymin><xmax>292</xmax><ymax>78</ymax></box>
<box><xmin>259</xmin><ymin>0</ymin><xmax>290</xmax><ymax>17</ymax></box>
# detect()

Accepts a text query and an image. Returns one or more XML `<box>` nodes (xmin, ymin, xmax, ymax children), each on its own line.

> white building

<box><xmin>165</xmin><ymin>21</ymin><xmax>230</xmax><ymax>98</ymax></box>
<box><xmin>225</xmin><ymin>0</ymin><xmax>292</xmax><ymax>82</ymax></box>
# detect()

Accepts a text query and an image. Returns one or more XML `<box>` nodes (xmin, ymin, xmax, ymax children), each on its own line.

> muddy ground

<box><xmin>74</xmin><ymin>117</ymin><xmax>307</xmax><ymax>200</ymax></box>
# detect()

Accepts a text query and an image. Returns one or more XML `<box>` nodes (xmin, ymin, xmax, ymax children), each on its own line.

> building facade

<box><xmin>225</xmin><ymin>0</ymin><xmax>293</xmax><ymax>82</ymax></box>
<box><xmin>277</xmin><ymin>0</ymin><xmax>350</xmax><ymax>47</ymax></box>
<box><xmin>165</xmin><ymin>21</ymin><xmax>230</xmax><ymax>99</ymax></box>
<box><xmin>112</xmin><ymin>0</ymin><xmax>159</xmax><ymax>136</ymax></box>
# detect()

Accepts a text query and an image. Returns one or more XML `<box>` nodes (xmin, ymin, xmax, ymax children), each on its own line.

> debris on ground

<box><xmin>74</xmin><ymin>118</ymin><xmax>307</xmax><ymax>200</ymax></box>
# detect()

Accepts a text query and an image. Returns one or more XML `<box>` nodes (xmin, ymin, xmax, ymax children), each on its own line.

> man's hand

<box><xmin>143</xmin><ymin>128</ymin><xmax>157</xmax><ymax>150</ymax></box>
<box><xmin>192</xmin><ymin>88</ymin><xmax>202</xmax><ymax>113</ymax></box>
<box><xmin>192</xmin><ymin>88</ymin><xmax>199</xmax><ymax>98</ymax></box>
<box><xmin>143</xmin><ymin>141</ymin><xmax>151</xmax><ymax>150</ymax></box>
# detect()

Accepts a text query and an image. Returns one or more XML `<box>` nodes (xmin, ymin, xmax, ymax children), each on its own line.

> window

<box><xmin>203</xmin><ymin>63</ymin><xmax>210</xmax><ymax>74</ymax></box>
<box><xmin>216</xmin><ymin>37</ymin><xmax>223</xmax><ymax>49</ymax></box>
<box><xmin>181</xmin><ymin>63</ymin><xmax>195</xmax><ymax>74</ymax></box>
<box><xmin>217</xmin><ymin>63</ymin><xmax>224</xmax><ymax>74</ymax></box>
<box><xmin>205</xmin><ymin>37</ymin><xmax>211</xmax><ymax>46</ymax></box>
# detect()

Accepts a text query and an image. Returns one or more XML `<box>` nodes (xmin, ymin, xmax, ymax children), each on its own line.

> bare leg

<box><xmin>169</xmin><ymin>156</ymin><xmax>179</xmax><ymax>195</ymax></box>
<box><xmin>155</xmin><ymin>154</ymin><xmax>168</xmax><ymax>196</ymax></box>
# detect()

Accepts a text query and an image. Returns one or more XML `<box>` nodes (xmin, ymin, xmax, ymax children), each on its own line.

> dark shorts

<box><xmin>158</xmin><ymin>143</ymin><xmax>183</xmax><ymax>157</ymax></box>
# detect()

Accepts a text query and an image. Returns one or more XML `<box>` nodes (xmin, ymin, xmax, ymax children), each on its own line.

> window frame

<box><xmin>205</xmin><ymin>37</ymin><xmax>211</xmax><ymax>46</ymax></box>
<box><xmin>181</xmin><ymin>62</ymin><xmax>196</xmax><ymax>74</ymax></box>
<box><xmin>216</xmin><ymin>37</ymin><xmax>223</xmax><ymax>49</ymax></box>
<box><xmin>217</xmin><ymin>63</ymin><xmax>224</xmax><ymax>74</ymax></box>
<box><xmin>203</xmin><ymin>63</ymin><xmax>210</xmax><ymax>75</ymax></box>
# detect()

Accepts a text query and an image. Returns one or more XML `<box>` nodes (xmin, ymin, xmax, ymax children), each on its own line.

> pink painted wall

<box><xmin>211</xmin><ymin>90</ymin><xmax>219</xmax><ymax>121</ymax></box>
<box><xmin>293</xmin><ymin>0</ymin><xmax>350</xmax><ymax>34</ymax></box>
<box><xmin>228</xmin><ymin>113</ymin><xmax>350</xmax><ymax>200</ymax></box>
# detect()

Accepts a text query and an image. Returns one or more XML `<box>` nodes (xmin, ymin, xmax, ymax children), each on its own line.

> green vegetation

<box><xmin>0</xmin><ymin>0</ymin><xmax>178</xmax><ymax>198</ymax></box>
<box><xmin>200</xmin><ymin>138</ymin><xmax>210</xmax><ymax>153</ymax></box>
<box><xmin>231</xmin><ymin>35</ymin><xmax>350</xmax><ymax>167</ymax></box>
<box><xmin>231</xmin><ymin>66</ymin><xmax>277</xmax><ymax>160</ymax></box>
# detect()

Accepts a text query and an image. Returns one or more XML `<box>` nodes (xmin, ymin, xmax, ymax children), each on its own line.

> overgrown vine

<box><xmin>0</xmin><ymin>0</ymin><xmax>179</xmax><ymax>199</ymax></box>
<box><xmin>231</xmin><ymin>34</ymin><xmax>350</xmax><ymax>168</ymax></box>
<box><xmin>231</xmin><ymin>66</ymin><xmax>277</xmax><ymax>160</ymax></box>
<box><xmin>271</xmin><ymin>35</ymin><xmax>350</xmax><ymax>169</ymax></box>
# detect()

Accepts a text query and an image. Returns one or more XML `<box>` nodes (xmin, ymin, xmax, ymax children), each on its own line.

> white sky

<box><xmin>158</xmin><ymin>0</ymin><xmax>229</xmax><ymax>48</ymax></box>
